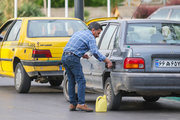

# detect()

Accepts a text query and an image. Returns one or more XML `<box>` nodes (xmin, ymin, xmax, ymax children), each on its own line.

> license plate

<box><xmin>155</xmin><ymin>60</ymin><xmax>180</xmax><ymax>67</ymax></box>
<box><xmin>59</xmin><ymin>65</ymin><xmax>65</xmax><ymax>70</ymax></box>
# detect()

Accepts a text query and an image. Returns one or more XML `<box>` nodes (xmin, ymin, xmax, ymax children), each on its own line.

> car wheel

<box><xmin>143</xmin><ymin>96</ymin><xmax>160</xmax><ymax>102</ymax></box>
<box><xmin>63</xmin><ymin>73</ymin><xmax>78</xmax><ymax>102</ymax></box>
<box><xmin>104</xmin><ymin>77</ymin><xmax>122</xmax><ymax>110</ymax></box>
<box><xmin>63</xmin><ymin>74</ymin><xmax>70</xmax><ymax>101</ymax></box>
<box><xmin>14</xmin><ymin>63</ymin><xmax>31</xmax><ymax>93</ymax></box>
<box><xmin>48</xmin><ymin>76</ymin><xmax>63</xmax><ymax>87</ymax></box>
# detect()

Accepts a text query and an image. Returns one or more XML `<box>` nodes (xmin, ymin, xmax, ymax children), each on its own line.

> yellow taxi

<box><xmin>0</xmin><ymin>17</ymin><xmax>87</xmax><ymax>93</ymax></box>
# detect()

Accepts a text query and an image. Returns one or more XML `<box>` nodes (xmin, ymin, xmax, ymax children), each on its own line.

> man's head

<box><xmin>88</xmin><ymin>22</ymin><xmax>102</xmax><ymax>38</ymax></box>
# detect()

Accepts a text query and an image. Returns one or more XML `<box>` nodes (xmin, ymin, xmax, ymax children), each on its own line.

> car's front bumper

<box><xmin>111</xmin><ymin>72</ymin><xmax>180</xmax><ymax>96</ymax></box>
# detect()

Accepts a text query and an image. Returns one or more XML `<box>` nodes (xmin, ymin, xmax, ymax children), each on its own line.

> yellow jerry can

<box><xmin>95</xmin><ymin>95</ymin><xmax>107</xmax><ymax>112</ymax></box>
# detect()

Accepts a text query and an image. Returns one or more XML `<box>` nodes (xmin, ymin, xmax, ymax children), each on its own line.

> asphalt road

<box><xmin>0</xmin><ymin>77</ymin><xmax>180</xmax><ymax>120</ymax></box>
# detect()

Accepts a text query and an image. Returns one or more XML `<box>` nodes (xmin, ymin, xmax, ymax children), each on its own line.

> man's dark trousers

<box><xmin>61</xmin><ymin>53</ymin><xmax>86</xmax><ymax>105</ymax></box>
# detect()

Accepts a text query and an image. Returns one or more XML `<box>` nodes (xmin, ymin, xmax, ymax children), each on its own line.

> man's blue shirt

<box><xmin>64</xmin><ymin>30</ymin><xmax>106</xmax><ymax>61</ymax></box>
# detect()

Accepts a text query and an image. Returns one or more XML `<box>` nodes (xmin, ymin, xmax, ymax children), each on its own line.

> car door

<box><xmin>87</xmin><ymin>23</ymin><xmax>119</xmax><ymax>89</ymax></box>
<box><xmin>0</xmin><ymin>20</ymin><xmax>14</xmax><ymax>73</ymax></box>
<box><xmin>81</xmin><ymin>23</ymin><xmax>108</xmax><ymax>86</ymax></box>
<box><xmin>1</xmin><ymin>20</ymin><xmax>22</xmax><ymax>76</ymax></box>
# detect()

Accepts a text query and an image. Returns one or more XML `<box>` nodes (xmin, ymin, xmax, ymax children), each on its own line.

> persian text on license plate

<box><xmin>155</xmin><ymin>60</ymin><xmax>180</xmax><ymax>67</ymax></box>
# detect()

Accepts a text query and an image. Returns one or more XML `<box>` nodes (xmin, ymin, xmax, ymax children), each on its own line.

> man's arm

<box><xmin>88</xmin><ymin>38</ymin><xmax>112</xmax><ymax>68</ymax></box>
<box><xmin>104</xmin><ymin>58</ymin><xmax>113</xmax><ymax>68</ymax></box>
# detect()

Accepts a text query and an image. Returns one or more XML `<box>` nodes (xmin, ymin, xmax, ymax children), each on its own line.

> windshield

<box><xmin>27</xmin><ymin>19</ymin><xmax>87</xmax><ymax>38</ymax></box>
<box><xmin>126</xmin><ymin>23</ymin><xmax>180</xmax><ymax>44</ymax></box>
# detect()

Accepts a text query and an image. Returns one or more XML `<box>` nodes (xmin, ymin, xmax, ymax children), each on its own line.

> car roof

<box><xmin>103</xmin><ymin>19</ymin><xmax>180</xmax><ymax>24</ymax></box>
<box><xmin>158</xmin><ymin>5</ymin><xmax>180</xmax><ymax>9</ymax></box>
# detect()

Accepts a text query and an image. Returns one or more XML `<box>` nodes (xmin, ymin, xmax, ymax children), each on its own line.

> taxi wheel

<box><xmin>143</xmin><ymin>96</ymin><xmax>160</xmax><ymax>102</ymax></box>
<box><xmin>14</xmin><ymin>63</ymin><xmax>31</xmax><ymax>93</ymax></box>
<box><xmin>63</xmin><ymin>73</ymin><xmax>78</xmax><ymax>102</ymax></box>
<box><xmin>48</xmin><ymin>76</ymin><xmax>63</xmax><ymax>87</ymax></box>
<box><xmin>104</xmin><ymin>77</ymin><xmax>122</xmax><ymax>110</ymax></box>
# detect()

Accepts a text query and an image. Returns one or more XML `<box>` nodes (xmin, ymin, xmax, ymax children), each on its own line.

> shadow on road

<box><xmin>113</xmin><ymin>97</ymin><xmax>180</xmax><ymax>112</ymax></box>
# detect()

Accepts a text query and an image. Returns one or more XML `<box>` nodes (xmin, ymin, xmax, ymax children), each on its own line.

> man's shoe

<box><xmin>76</xmin><ymin>104</ymin><xmax>93</xmax><ymax>112</ymax></box>
<box><xmin>69</xmin><ymin>104</ymin><xmax>76</xmax><ymax>111</ymax></box>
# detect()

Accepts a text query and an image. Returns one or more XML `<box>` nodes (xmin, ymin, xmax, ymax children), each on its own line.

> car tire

<box><xmin>14</xmin><ymin>63</ymin><xmax>31</xmax><ymax>93</ymax></box>
<box><xmin>143</xmin><ymin>96</ymin><xmax>160</xmax><ymax>102</ymax></box>
<box><xmin>63</xmin><ymin>73</ymin><xmax>78</xmax><ymax>102</ymax></box>
<box><xmin>63</xmin><ymin>74</ymin><xmax>70</xmax><ymax>101</ymax></box>
<box><xmin>49</xmin><ymin>76</ymin><xmax>63</xmax><ymax>87</ymax></box>
<box><xmin>104</xmin><ymin>77</ymin><xmax>122</xmax><ymax>110</ymax></box>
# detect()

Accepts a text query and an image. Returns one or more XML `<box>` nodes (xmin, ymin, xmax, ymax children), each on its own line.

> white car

<box><xmin>148</xmin><ymin>5</ymin><xmax>180</xmax><ymax>21</ymax></box>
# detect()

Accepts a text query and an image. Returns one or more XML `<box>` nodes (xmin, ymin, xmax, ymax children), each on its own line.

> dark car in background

<box><xmin>63</xmin><ymin>19</ymin><xmax>180</xmax><ymax>110</ymax></box>
<box><xmin>148</xmin><ymin>5</ymin><xmax>180</xmax><ymax>21</ymax></box>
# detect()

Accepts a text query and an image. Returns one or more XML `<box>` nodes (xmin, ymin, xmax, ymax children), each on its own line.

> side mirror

<box><xmin>0</xmin><ymin>35</ymin><xmax>4</xmax><ymax>41</ymax></box>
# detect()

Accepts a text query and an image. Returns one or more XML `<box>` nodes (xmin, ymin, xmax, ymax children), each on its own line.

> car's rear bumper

<box><xmin>28</xmin><ymin>70</ymin><xmax>64</xmax><ymax>77</ymax></box>
<box><xmin>22</xmin><ymin>60</ymin><xmax>64</xmax><ymax>77</ymax></box>
<box><xmin>111</xmin><ymin>72</ymin><xmax>180</xmax><ymax>96</ymax></box>
<box><xmin>22</xmin><ymin>60</ymin><xmax>61</xmax><ymax>66</ymax></box>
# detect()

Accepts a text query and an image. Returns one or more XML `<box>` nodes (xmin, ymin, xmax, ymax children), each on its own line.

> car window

<box><xmin>126</xmin><ymin>23</ymin><xmax>180</xmax><ymax>44</ymax></box>
<box><xmin>96</xmin><ymin>24</ymin><xmax>107</xmax><ymax>46</ymax></box>
<box><xmin>27</xmin><ymin>20</ymin><xmax>87</xmax><ymax>38</ymax></box>
<box><xmin>170</xmin><ymin>9</ymin><xmax>180</xmax><ymax>21</ymax></box>
<box><xmin>112</xmin><ymin>26</ymin><xmax>121</xmax><ymax>49</ymax></box>
<box><xmin>149</xmin><ymin>9</ymin><xmax>170</xmax><ymax>19</ymax></box>
<box><xmin>108</xmin><ymin>25</ymin><xmax>119</xmax><ymax>49</ymax></box>
<box><xmin>100</xmin><ymin>24</ymin><xmax>118</xmax><ymax>50</ymax></box>
<box><xmin>6</xmin><ymin>20</ymin><xmax>22</xmax><ymax>41</ymax></box>
<box><xmin>0</xmin><ymin>20</ymin><xmax>14</xmax><ymax>39</ymax></box>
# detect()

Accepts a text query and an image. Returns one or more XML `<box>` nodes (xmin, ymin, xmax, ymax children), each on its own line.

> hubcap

<box><xmin>15</xmin><ymin>67</ymin><xmax>22</xmax><ymax>89</ymax></box>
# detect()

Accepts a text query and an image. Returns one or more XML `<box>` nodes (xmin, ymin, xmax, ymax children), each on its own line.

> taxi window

<box><xmin>0</xmin><ymin>20</ymin><xmax>14</xmax><ymax>40</ymax></box>
<box><xmin>27</xmin><ymin>20</ymin><xmax>87</xmax><ymax>38</ymax></box>
<box><xmin>6</xmin><ymin>20</ymin><xmax>22</xmax><ymax>41</ymax></box>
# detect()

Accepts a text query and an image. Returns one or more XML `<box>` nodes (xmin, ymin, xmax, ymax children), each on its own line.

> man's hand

<box><xmin>82</xmin><ymin>54</ymin><xmax>89</xmax><ymax>59</ymax></box>
<box><xmin>104</xmin><ymin>58</ymin><xmax>113</xmax><ymax>69</ymax></box>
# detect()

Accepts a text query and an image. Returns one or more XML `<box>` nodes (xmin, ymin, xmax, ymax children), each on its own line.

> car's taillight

<box><xmin>32</xmin><ymin>49</ymin><xmax>52</xmax><ymax>58</ymax></box>
<box><xmin>124</xmin><ymin>57</ymin><xmax>145</xmax><ymax>69</ymax></box>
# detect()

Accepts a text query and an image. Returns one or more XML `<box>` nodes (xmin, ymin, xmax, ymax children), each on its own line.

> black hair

<box><xmin>88</xmin><ymin>22</ymin><xmax>103</xmax><ymax>31</ymax></box>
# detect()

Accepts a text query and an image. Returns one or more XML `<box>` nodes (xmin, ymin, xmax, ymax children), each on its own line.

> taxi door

<box><xmin>0</xmin><ymin>20</ymin><xmax>22</xmax><ymax>76</ymax></box>
<box><xmin>0</xmin><ymin>20</ymin><xmax>15</xmax><ymax>73</ymax></box>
